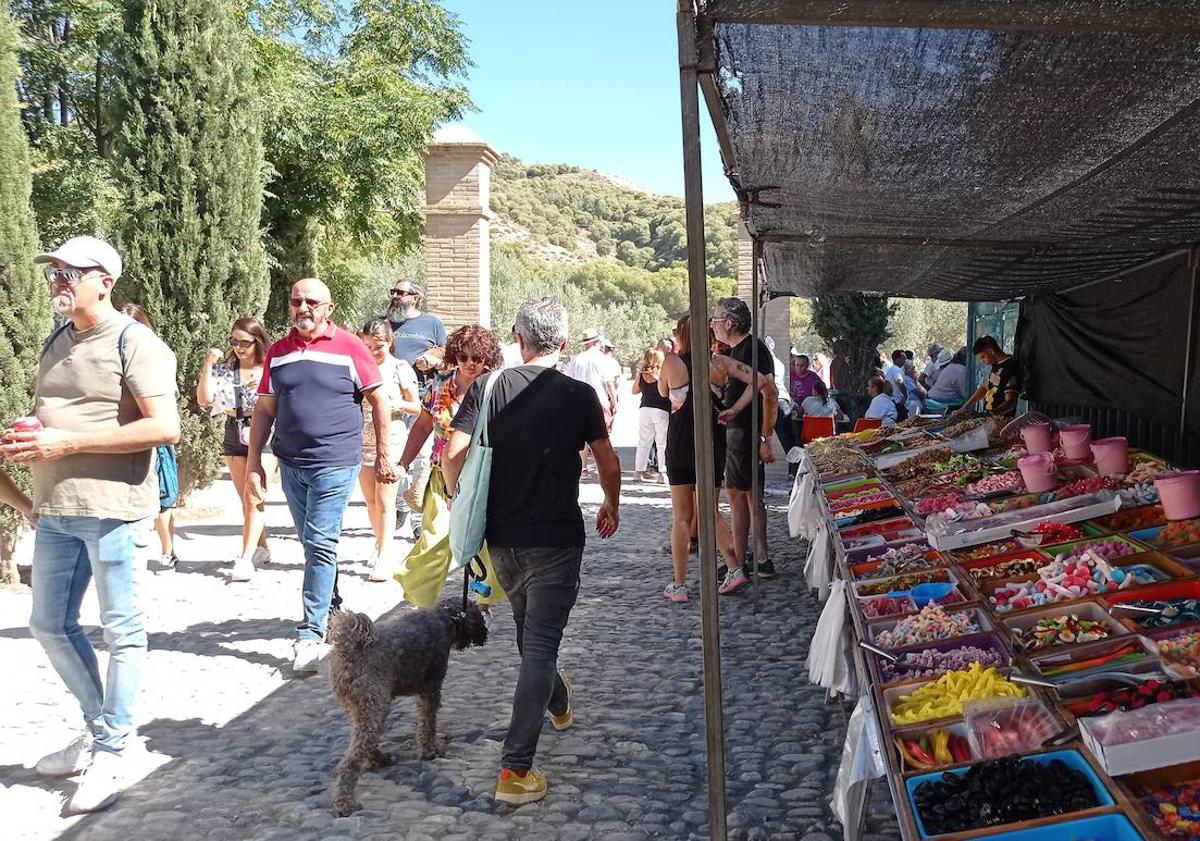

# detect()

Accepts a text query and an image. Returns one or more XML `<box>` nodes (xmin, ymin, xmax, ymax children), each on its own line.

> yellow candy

<box><xmin>890</xmin><ymin>664</ymin><xmax>1026</xmax><ymax>723</ymax></box>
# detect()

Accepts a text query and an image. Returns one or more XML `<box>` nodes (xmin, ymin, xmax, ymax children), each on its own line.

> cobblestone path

<box><xmin>2</xmin><ymin>445</ymin><xmax>901</xmax><ymax>841</ymax></box>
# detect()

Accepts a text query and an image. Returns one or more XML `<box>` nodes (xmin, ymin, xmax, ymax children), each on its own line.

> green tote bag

<box><xmin>449</xmin><ymin>371</ymin><xmax>500</xmax><ymax>569</ymax></box>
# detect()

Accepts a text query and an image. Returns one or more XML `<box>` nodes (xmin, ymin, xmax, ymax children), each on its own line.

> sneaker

<box><xmin>495</xmin><ymin>767</ymin><xmax>548</xmax><ymax>805</ymax></box>
<box><xmin>718</xmin><ymin>566</ymin><xmax>749</xmax><ymax>595</ymax></box>
<box><xmin>755</xmin><ymin>558</ymin><xmax>777</xmax><ymax>579</ymax></box>
<box><xmin>252</xmin><ymin>546</ymin><xmax>271</xmax><ymax>566</ymax></box>
<box><xmin>154</xmin><ymin>553</ymin><xmax>178</xmax><ymax>573</ymax></box>
<box><xmin>549</xmin><ymin>671</ymin><xmax>573</xmax><ymax>731</ymax></box>
<box><xmin>67</xmin><ymin>749</ymin><xmax>128</xmax><ymax>813</ymax></box>
<box><xmin>292</xmin><ymin>639</ymin><xmax>329</xmax><ymax>675</ymax></box>
<box><xmin>36</xmin><ymin>732</ymin><xmax>93</xmax><ymax>777</ymax></box>
<box><xmin>716</xmin><ymin>562</ymin><xmax>728</xmax><ymax>581</ymax></box>
<box><xmin>663</xmin><ymin>582</ymin><xmax>690</xmax><ymax>603</ymax></box>
<box><xmin>227</xmin><ymin>557</ymin><xmax>255</xmax><ymax>582</ymax></box>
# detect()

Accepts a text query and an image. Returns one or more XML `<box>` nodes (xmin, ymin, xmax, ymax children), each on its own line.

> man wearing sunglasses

<box><xmin>1</xmin><ymin>236</ymin><xmax>179</xmax><ymax>813</ymax></box>
<box><xmin>247</xmin><ymin>277</ymin><xmax>394</xmax><ymax>675</ymax></box>
<box><xmin>386</xmin><ymin>279</ymin><xmax>447</xmax><ymax>376</ymax></box>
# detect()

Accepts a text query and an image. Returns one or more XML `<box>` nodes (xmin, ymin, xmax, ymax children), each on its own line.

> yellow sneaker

<box><xmin>549</xmin><ymin>671</ymin><xmax>573</xmax><ymax>731</ymax></box>
<box><xmin>495</xmin><ymin>767</ymin><xmax>548</xmax><ymax>805</ymax></box>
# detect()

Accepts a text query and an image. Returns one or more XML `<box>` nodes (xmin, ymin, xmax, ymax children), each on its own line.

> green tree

<box><xmin>810</xmin><ymin>293</ymin><xmax>897</xmax><ymax>417</ymax></box>
<box><xmin>111</xmin><ymin>0</ymin><xmax>269</xmax><ymax>497</ymax></box>
<box><xmin>888</xmin><ymin>298</ymin><xmax>968</xmax><ymax>356</ymax></box>
<box><xmin>0</xmin><ymin>10</ymin><xmax>52</xmax><ymax>582</ymax></box>
<box><xmin>251</xmin><ymin>0</ymin><xmax>471</xmax><ymax>325</ymax></box>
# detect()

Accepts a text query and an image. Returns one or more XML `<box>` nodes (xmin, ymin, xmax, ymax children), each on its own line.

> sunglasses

<box><xmin>708</xmin><ymin>315</ymin><xmax>730</xmax><ymax>324</ymax></box>
<box><xmin>229</xmin><ymin>338</ymin><xmax>256</xmax><ymax>349</ymax></box>
<box><xmin>458</xmin><ymin>355</ymin><xmax>486</xmax><ymax>365</ymax></box>
<box><xmin>391</xmin><ymin>289</ymin><xmax>418</xmax><ymax>298</ymax></box>
<box><xmin>289</xmin><ymin>297</ymin><xmax>331</xmax><ymax>310</ymax></box>
<box><xmin>44</xmin><ymin>266</ymin><xmax>88</xmax><ymax>285</ymax></box>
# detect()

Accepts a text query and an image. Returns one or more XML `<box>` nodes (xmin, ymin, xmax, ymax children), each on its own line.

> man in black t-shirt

<box><xmin>443</xmin><ymin>298</ymin><xmax>620</xmax><ymax>807</ymax></box>
<box><xmin>711</xmin><ymin>297</ymin><xmax>779</xmax><ymax>585</ymax></box>
<box><xmin>965</xmin><ymin>335</ymin><xmax>1022</xmax><ymax>418</ymax></box>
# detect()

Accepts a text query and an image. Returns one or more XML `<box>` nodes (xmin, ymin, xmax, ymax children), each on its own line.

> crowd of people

<box><xmin>0</xmin><ymin>233</ymin><xmax>1025</xmax><ymax>815</ymax></box>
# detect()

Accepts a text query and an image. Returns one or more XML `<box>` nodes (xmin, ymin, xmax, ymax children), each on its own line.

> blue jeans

<box><xmin>489</xmin><ymin>546</ymin><xmax>581</xmax><ymax>771</ymax></box>
<box><xmin>29</xmin><ymin>516</ymin><xmax>146</xmax><ymax>754</ymax></box>
<box><xmin>279</xmin><ymin>462</ymin><xmax>359</xmax><ymax>641</ymax></box>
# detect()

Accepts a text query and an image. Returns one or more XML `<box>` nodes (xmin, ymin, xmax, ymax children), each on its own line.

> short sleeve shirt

<box><xmin>207</xmin><ymin>363</ymin><xmax>261</xmax><ymax>417</ymax></box>
<box><xmin>453</xmin><ymin>366</ymin><xmax>607</xmax><ymax>548</ymax></box>
<box><xmin>563</xmin><ymin>346</ymin><xmax>613</xmax><ymax>408</ymax></box>
<box><xmin>722</xmin><ymin>336</ymin><xmax>775</xmax><ymax>430</ymax></box>
<box><xmin>984</xmin><ymin>356</ymin><xmax>1022</xmax><ymax>416</ymax></box>
<box><xmin>32</xmin><ymin>314</ymin><xmax>177</xmax><ymax>519</ymax></box>
<box><xmin>259</xmin><ymin>323</ymin><xmax>382</xmax><ymax>468</ymax></box>
<box><xmin>389</xmin><ymin>313</ymin><xmax>448</xmax><ymax>365</ymax></box>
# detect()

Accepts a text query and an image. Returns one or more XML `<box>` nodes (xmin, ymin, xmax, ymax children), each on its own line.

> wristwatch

<box><xmin>759</xmin><ymin>435</ymin><xmax>769</xmax><ymax>443</ymax></box>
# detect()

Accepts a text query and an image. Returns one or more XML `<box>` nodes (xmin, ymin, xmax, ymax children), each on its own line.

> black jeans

<box><xmin>490</xmin><ymin>545</ymin><xmax>581</xmax><ymax>771</ymax></box>
<box><xmin>775</xmin><ymin>406</ymin><xmax>797</xmax><ymax>455</ymax></box>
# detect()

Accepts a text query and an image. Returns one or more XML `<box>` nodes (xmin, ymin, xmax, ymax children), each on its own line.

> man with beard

<box><xmin>386</xmin><ymin>279</ymin><xmax>447</xmax><ymax>378</ymax></box>
<box><xmin>2</xmin><ymin>236</ymin><xmax>179</xmax><ymax>813</ymax></box>
<box><xmin>247</xmin><ymin>278</ymin><xmax>396</xmax><ymax>674</ymax></box>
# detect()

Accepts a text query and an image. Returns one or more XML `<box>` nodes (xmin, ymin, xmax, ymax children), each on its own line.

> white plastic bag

<box><xmin>807</xmin><ymin>579</ymin><xmax>855</xmax><ymax>696</ymax></box>
<box><xmin>803</xmin><ymin>520</ymin><xmax>833</xmax><ymax>599</ymax></box>
<box><xmin>787</xmin><ymin>469</ymin><xmax>817</xmax><ymax>537</ymax></box>
<box><xmin>831</xmin><ymin>694</ymin><xmax>888</xmax><ymax>833</ymax></box>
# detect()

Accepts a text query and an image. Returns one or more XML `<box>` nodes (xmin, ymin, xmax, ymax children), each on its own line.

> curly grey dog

<box><xmin>327</xmin><ymin>601</ymin><xmax>488</xmax><ymax>815</ymax></box>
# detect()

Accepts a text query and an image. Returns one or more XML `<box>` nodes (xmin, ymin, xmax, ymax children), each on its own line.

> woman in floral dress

<box><xmin>394</xmin><ymin>325</ymin><xmax>504</xmax><ymax>607</ymax></box>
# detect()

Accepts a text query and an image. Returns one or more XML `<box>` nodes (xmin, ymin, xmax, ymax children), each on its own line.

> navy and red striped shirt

<box><xmin>259</xmin><ymin>323</ymin><xmax>382</xmax><ymax>468</ymax></box>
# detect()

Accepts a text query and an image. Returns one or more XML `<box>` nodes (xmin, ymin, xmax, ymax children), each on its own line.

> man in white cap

<box><xmin>1</xmin><ymin>236</ymin><xmax>179</xmax><ymax>813</ymax></box>
<box><xmin>563</xmin><ymin>328</ymin><xmax>618</xmax><ymax>473</ymax></box>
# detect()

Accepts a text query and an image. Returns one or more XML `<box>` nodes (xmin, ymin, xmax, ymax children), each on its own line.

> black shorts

<box><xmin>724</xmin><ymin>427</ymin><xmax>765</xmax><ymax>492</ymax></box>
<box><xmin>221</xmin><ymin>416</ymin><xmax>249</xmax><ymax>458</ymax></box>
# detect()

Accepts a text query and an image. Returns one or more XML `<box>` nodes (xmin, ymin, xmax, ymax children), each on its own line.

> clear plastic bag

<box><xmin>964</xmin><ymin>698</ymin><xmax>1059</xmax><ymax>759</ymax></box>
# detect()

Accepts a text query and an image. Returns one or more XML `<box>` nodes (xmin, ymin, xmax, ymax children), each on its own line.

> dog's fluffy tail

<box><xmin>438</xmin><ymin>600</ymin><xmax>489</xmax><ymax>651</ymax></box>
<box><xmin>327</xmin><ymin>610</ymin><xmax>378</xmax><ymax>660</ymax></box>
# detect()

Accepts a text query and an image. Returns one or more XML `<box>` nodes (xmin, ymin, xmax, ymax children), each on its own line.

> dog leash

<box><xmin>459</xmin><ymin>555</ymin><xmax>491</xmax><ymax>616</ymax></box>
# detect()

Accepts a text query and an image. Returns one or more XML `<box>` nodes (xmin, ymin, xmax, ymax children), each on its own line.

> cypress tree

<box><xmin>111</xmin><ymin>0</ymin><xmax>269</xmax><ymax>494</ymax></box>
<box><xmin>0</xmin><ymin>11</ymin><xmax>52</xmax><ymax>582</ymax></box>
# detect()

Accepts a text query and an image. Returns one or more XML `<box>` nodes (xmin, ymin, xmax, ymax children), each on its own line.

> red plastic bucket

<box><xmin>1155</xmin><ymin>471</ymin><xmax>1200</xmax><ymax>521</ymax></box>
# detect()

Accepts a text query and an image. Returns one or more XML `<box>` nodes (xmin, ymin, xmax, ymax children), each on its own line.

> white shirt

<box><xmin>884</xmin><ymin>363</ymin><xmax>906</xmax><ymax>405</ymax></box>
<box><xmin>866</xmin><ymin>393</ymin><xmax>898</xmax><ymax>427</ymax></box>
<box><xmin>801</xmin><ymin>395</ymin><xmax>839</xmax><ymax>417</ymax></box>
<box><xmin>771</xmin><ymin>353</ymin><xmax>792</xmax><ymax>413</ymax></box>
<box><xmin>500</xmin><ymin>342</ymin><xmax>524</xmax><ymax>369</ymax></box>
<box><xmin>564</xmin><ymin>346</ymin><xmax>614</xmax><ymax>408</ymax></box>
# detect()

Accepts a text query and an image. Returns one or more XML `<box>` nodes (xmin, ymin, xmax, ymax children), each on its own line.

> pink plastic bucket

<box><xmin>1018</xmin><ymin>452</ymin><xmax>1058</xmax><ymax>493</ymax></box>
<box><xmin>1156</xmin><ymin>471</ymin><xmax>1200</xmax><ymax>521</ymax></box>
<box><xmin>1091</xmin><ymin>436</ymin><xmax>1128</xmax><ymax>476</ymax></box>
<box><xmin>1020</xmin><ymin>422</ymin><xmax>1052</xmax><ymax>453</ymax></box>
<box><xmin>1060</xmin><ymin>424</ymin><xmax>1093</xmax><ymax>460</ymax></box>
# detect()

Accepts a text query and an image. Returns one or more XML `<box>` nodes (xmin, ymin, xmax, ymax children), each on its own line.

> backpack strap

<box><xmin>116</xmin><ymin>320</ymin><xmax>137</xmax><ymax>382</ymax></box>
<box><xmin>40</xmin><ymin>322</ymin><xmax>73</xmax><ymax>360</ymax></box>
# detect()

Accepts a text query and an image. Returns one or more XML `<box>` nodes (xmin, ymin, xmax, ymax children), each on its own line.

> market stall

<box><xmin>794</xmin><ymin>413</ymin><xmax>1200</xmax><ymax>839</ymax></box>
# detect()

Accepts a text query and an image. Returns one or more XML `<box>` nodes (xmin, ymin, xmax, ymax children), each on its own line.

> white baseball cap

<box><xmin>35</xmin><ymin>235</ymin><xmax>123</xmax><ymax>280</ymax></box>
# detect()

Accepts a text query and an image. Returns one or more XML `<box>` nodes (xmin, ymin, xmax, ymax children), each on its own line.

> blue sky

<box><xmin>440</xmin><ymin>0</ymin><xmax>735</xmax><ymax>200</ymax></box>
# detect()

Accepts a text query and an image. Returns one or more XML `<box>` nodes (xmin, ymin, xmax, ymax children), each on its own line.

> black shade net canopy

<box><xmin>696</xmin><ymin>1</ymin><xmax>1200</xmax><ymax>300</ymax></box>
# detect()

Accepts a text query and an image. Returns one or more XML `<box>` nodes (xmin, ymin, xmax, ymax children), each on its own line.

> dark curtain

<box><xmin>1018</xmin><ymin>254</ymin><xmax>1195</xmax><ymax>430</ymax></box>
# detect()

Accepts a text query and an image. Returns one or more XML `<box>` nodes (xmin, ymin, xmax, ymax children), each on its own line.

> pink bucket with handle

<box><xmin>1018</xmin><ymin>452</ymin><xmax>1058</xmax><ymax>493</ymax></box>
<box><xmin>1091</xmin><ymin>437</ymin><xmax>1128</xmax><ymax>475</ymax></box>
<box><xmin>1156</xmin><ymin>471</ymin><xmax>1200</xmax><ymax>521</ymax></box>
<box><xmin>1020</xmin><ymin>422</ymin><xmax>1052</xmax><ymax>453</ymax></box>
<box><xmin>1059</xmin><ymin>424</ymin><xmax>1092</xmax><ymax>460</ymax></box>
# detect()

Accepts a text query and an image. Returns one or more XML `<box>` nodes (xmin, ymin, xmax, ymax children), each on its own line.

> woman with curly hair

<box><xmin>394</xmin><ymin>324</ymin><xmax>505</xmax><ymax>607</ymax></box>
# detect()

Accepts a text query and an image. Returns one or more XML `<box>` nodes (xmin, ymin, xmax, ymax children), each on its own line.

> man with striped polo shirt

<box><xmin>247</xmin><ymin>278</ymin><xmax>397</xmax><ymax>674</ymax></box>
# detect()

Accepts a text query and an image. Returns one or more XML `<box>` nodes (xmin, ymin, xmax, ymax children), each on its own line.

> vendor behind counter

<box><xmin>964</xmin><ymin>335</ymin><xmax>1022</xmax><ymax>418</ymax></box>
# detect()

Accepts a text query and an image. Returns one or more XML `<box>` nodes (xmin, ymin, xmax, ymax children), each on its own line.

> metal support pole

<box><xmin>677</xmin><ymin>3</ymin><xmax>728</xmax><ymax>838</ymax></box>
<box><xmin>749</xmin><ymin>238</ymin><xmax>762</xmax><ymax>614</ymax></box>
<box><xmin>1178</xmin><ymin>247</ymin><xmax>1199</xmax><ymax>463</ymax></box>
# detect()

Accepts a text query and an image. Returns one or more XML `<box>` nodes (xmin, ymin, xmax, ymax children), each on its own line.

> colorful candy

<box><xmin>1056</xmin><ymin>537</ymin><xmax>1139</xmax><ymax>563</ymax></box>
<box><xmin>856</xmin><ymin>544</ymin><xmax>939</xmax><ymax>579</ymax></box>
<box><xmin>1052</xmin><ymin>475</ymin><xmax>1123</xmax><ymax>501</ymax></box>
<box><xmin>1097</xmin><ymin>505</ymin><xmax>1166</xmax><ymax>532</ymax></box>
<box><xmin>990</xmin><ymin>556</ymin><xmax>1153</xmax><ymax>613</ymax></box>
<box><xmin>1009</xmin><ymin>613</ymin><xmax>1112</xmax><ymax>652</ymax></box>
<box><xmin>874</xmin><ymin>605</ymin><xmax>980</xmax><ymax>648</ymax></box>
<box><xmin>890</xmin><ymin>663</ymin><xmax>1026</xmax><ymax>725</ymax></box>
<box><xmin>966</xmin><ymin>702</ymin><xmax>1060</xmax><ymax>760</ymax></box>
<box><xmin>1138</xmin><ymin>780</ymin><xmax>1200</xmax><ymax>839</ymax></box>
<box><xmin>895</xmin><ymin>728</ymin><xmax>972</xmax><ymax>770</ymax></box>
<box><xmin>1034</xmin><ymin>521</ymin><xmax>1084</xmax><ymax>542</ymax></box>
<box><xmin>954</xmin><ymin>539</ymin><xmax>1021</xmax><ymax>562</ymax></box>
<box><xmin>966</xmin><ymin>554</ymin><xmax>1043</xmax><ymax>582</ymax></box>
<box><xmin>1120</xmin><ymin>597</ymin><xmax>1200</xmax><ymax>629</ymax></box>
<box><xmin>1066</xmin><ymin>677</ymin><xmax>1200</xmax><ymax>717</ymax></box>
<box><xmin>879</xmin><ymin>644</ymin><xmax>1005</xmax><ymax>683</ymax></box>
<box><xmin>861</xmin><ymin>596</ymin><xmax>917</xmax><ymax>619</ymax></box>
<box><xmin>916</xmin><ymin>492</ymin><xmax>961</xmax><ymax>515</ymax></box>
<box><xmin>1154</xmin><ymin>519</ymin><xmax>1200</xmax><ymax>549</ymax></box>
<box><xmin>1159</xmin><ymin>629</ymin><xmax>1200</xmax><ymax>676</ymax></box>
<box><xmin>967</xmin><ymin>471</ymin><xmax>1025</xmax><ymax>497</ymax></box>
<box><xmin>857</xmin><ymin>568</ymin><xmax>949</xmax><ymax>597</ymax></box>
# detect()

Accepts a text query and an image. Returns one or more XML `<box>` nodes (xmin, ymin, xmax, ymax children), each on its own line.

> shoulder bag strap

<box><xmin>473</xmin><ymin>371</ymin><xmax>501</xmax><ymax>448</ymax></box>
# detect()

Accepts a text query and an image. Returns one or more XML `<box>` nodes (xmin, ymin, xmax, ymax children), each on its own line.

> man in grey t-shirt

<box><xmin>1</xmin><ymin>236</ymin><xmax>179</xmax><ymax>814</ymax></box>
<box><xmin>386</xmin><ymin>279</ymin><xmax>447</xmax><ymax>371</ymax></box>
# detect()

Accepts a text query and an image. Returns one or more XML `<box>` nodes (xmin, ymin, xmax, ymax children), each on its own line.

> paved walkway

<box><xmin>1</xmin><ymin>409</ymin><xmax>902</xmax><ymax>841</ymax></box>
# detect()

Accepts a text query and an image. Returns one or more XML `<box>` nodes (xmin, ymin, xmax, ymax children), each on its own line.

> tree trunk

<box><xmin>0</xmin><ymin>528</ymin><xmax>21</xmax><ymax>586</ymax></box>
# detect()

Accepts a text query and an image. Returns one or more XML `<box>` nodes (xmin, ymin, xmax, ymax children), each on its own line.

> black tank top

<box><xmin>639</xmin><ymin>373</ymin><xmax>671</xmax><ymax>411</ymax></box>
<box><xmin>666</xmin><ymin>353</ymin><xmax>724</xmax><ymax>474</ymax></box>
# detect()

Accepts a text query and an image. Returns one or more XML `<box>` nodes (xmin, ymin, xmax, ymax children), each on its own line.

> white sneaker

<box><xmin>292</xmin><ymin>639</ymin><xmax>329</xmax><ymax>675</ymax></box>
<box><xmin>227</xmin><ymin>557</ymin><xmax>255</xmax><ymax>582</ymax></box>
<box><xmin>36</xmin><ymin>732</ymin><xmax>93</xmax><ymax>777</ymax></box>
<box><xmin>252</xmin><ymin>546</ymin><xmax>271</xmax><ymax>566</ymax></box>
<box><xmin>67</xmin><ymin>749</ymin><xmax>128</xmax><ymax>813</ymax></box>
